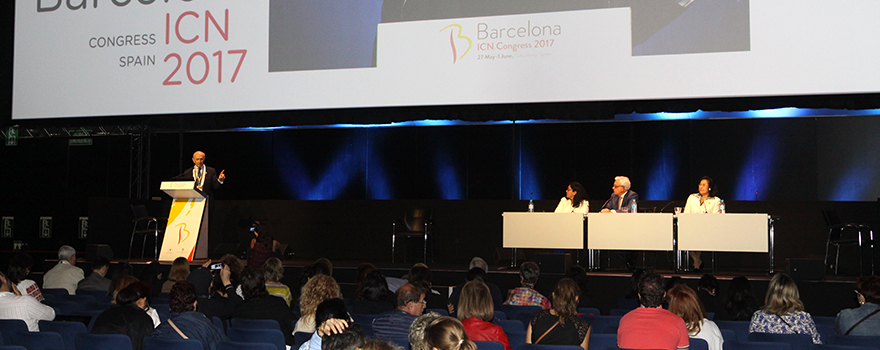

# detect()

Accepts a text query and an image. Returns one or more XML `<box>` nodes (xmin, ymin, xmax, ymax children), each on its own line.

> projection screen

<box><xmin>12</xmin><ymin>0</ymin><xmax>880</xmax><ymax>119</ymax></box>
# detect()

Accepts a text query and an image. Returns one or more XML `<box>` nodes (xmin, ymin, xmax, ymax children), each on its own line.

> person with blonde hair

<box><xmin>409</xmin><ymin>312</ymin><xmax>442</xmax><ymax>350</ymax></box>
<box><xmin>748</xmin><ymin>273</ymin><xmax>821</xmax><ymax>344</ymax></box>
<box><xmin>458</xmin><ymin>280</ymin><xmax>510</xmax><ymax>350</ymax></box>
<box><xmin>263</xmin><ymin>257</ymin><xmax>292</xmax><ymax>305</ymax></box>
<box><xmin>424</xmin><ymin>317</ymin><xmax>478</xmax><ymax>350</ymax></box>
<box><xmin>295</xmin><ymin>274</ymin><xmax>342</xmax><ymax>333</ymax></box>
<box><xmin>162</xmin><ymin>257</ymin><xmax>190</xmax><ymax>293</ymax></box>
<box><xmin>666</xmin><ymin>284</ymin><xmax>723</xmax><ymax>350</ymax></box>
<box><xmin>527</xmin><ymin>278</ymin><xmax>590</xmax><ymax>350</ymax></box>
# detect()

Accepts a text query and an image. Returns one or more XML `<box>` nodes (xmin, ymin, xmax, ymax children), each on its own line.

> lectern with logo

<box><xmin>159</xmin><ymin>181</ymin><xmax>209</xmax><ymax>261</ymax></box>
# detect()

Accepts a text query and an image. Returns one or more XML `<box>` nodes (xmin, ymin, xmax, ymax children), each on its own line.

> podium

<box><xmin>158</xmin><ymin>181</ymin><xmax>209</xmax><ymax>261</ymax></box>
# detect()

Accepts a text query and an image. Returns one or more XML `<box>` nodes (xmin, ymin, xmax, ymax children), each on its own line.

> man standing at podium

<box><xmin>172</xmin><ymin>151</ymin><xmax>226</xmax><ymax>197</ymax></box>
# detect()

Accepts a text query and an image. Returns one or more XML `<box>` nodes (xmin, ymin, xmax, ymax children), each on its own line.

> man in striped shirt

<box><xmin>0</xmin><ymin>271</ymin><xmax>55</xmax><ymax>331</ymax></box>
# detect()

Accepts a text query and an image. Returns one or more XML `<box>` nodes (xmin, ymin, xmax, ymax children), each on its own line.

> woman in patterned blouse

<box><xmin>748</xmin><ymin>273</ymin><xmax>822</xmax><ymax>344</ymax></box>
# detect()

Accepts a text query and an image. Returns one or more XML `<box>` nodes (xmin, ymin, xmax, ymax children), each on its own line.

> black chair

<box><xmin>130</xmin><ymin>204</ymin><xmax>165</xmax><ymax>259</ymax></box>
<box><xmin>823</xmin><ymin>210</ymin><xmax>874</xmax><ymax>275</ymax></box>
<box><xmin>391</xmin><ymin>208</ymin><xmax>433</xmax><ymax>263</ymax></box>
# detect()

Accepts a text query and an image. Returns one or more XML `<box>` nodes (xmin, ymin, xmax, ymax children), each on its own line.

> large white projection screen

<box><xmin>12</xmin><ymin>0</ymin><xmax>880</xmax><ymax>119</ymax></box>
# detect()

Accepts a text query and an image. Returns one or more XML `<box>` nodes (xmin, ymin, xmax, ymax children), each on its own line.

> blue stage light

<box><xmin>734</xmin><ymin>136</ymin><xmax>777</xmax><ymax>200</ymax></box>
<box><xmin>435</xmin><ymin>151</ymin><xmax>463</xmax><ymax>200</ymax></box>
<box><xmin>645</xmin><ymin>140</ymin><xmax>677</xmax><ymax>200</ymax></box>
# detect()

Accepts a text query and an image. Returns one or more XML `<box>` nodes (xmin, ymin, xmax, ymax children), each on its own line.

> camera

<box><xmin>210</xmin><ymin>263</ymin><xmax>223</xmax><ymax>270</ymax></box>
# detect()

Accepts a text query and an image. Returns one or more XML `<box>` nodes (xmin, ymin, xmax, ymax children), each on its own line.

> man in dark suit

<box><xmin>172</xmin><ymin>151</ymin><xmax>226</xmax><ymax>197</ymax></box>
<box><xmin>77</xmin><ymin>256</ymin><xmax>111</xmax><ymax>292</ymax></box>
<box><xmin>601</xmin><ymin>176</ymin><xmax>639</xmax><ymax>213</ymax></box>
<box><xmin>600</xmin><ymin>176</ymin><xmax>639</xmax><ymax>269</ymax></box>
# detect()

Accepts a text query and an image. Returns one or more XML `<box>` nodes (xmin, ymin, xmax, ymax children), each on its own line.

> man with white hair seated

<box><xmin>42</xmin><ymin>245</ymin><xmax>84</xmax><ymax>295</ymax></box>
<box><xmin>600</xmin><ymin>176</ymin><xmax>640</xmax><ymax>270</ymax></box>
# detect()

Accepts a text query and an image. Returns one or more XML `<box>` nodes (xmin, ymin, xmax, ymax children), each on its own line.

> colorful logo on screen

<box><xmin>440</xmin><ymin>24</ymin><xmax>472</xmax><ymax>64</ymax></box>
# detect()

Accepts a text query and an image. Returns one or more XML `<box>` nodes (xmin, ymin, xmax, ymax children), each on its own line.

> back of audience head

<box><xmin>763</xmin><ymin>273</ymin><xmax>803</xmax><ymax>316</ymax></box>
<box><xmin>551</xmin><ymin>278</ymin><xmax>579</xmax><ymax>324</ymax></box>
<box><xmin>468</xmin><ymin>257</ymin><xmax>488</xmax><ymax>273</ymax></box>
<box><xmin>409</xmin><ymin>312</ymin><xmax>442</xmax><ymax>350</ymax></box>
<box><xmin>565</xmin><ymin>266</ymin><xmax>589</xmax><ymax>294</ymax></box>
<box><xmin>359</xmin><ymin>270</ymin><xmax>391</xmax><ymax>302</ymax></box>
<box><xmin>465</xmin><ymin>268</ymin><xmax>487</xmax><ymax>283</ymax></box>
<box><xmin>396</xmin><ymin>283</ymin><xmax>425</xmax><ymax>316</ymax></box>
<box><xmin>108</xmin><ymin>262</ymin><xmax>134</xmax><ymax>293</ymax></box>
<box><xmin>255</xmin><ymin>229</ymin><xmax>274</xmax><ymax>250</ymax></box>
<box><xmin>116</xmin><ymin>281</ymin><xmax>152</xmax><ymax>306</ymax></box>
<box><xmin>91</xmin><ymin>256</ymin><xmax>111</xmax><ymax>273</ymax></box>
<box><xmin>856</xmin><ymin>275</ymin><xmax>880</xmax><ymax>304</ymax></box>
<box><xmin>316</xmin><ymin>298</ymin><xmax>351</xmax><ymax>331</ymax></box>
<box><xmin>408</xmin><ymin>264</ymin><xmax>433</xmax><ymax>290</ymax></box>
<box><xmin>723</xmin><ymin>276</ymin><xmax>756</xmax><ymax>319</ymax></box>
<box><xmin>263</xmin><ymin>257</ymin><xmax>285</xmax><ymax>283</ymax></box>
<box><xmin>240</xmin><ymin>268</ymin><xmax>269</xmax><ymax>300</ymax></box>
<box><xmin>58</xmin><ymin>245</ymin><xmax>77</xmax><ymax>263</ymax></box>
<box><xmin>301</xmin><ymin>274</ymin><xmax>342</xmax><ymax>318</ymax></box>
<box><xmin>111</xmin><ymin>275</ymin><xmax>140</xmax><ymax>302</ymax></box>
<box><xmin>519</xmin><ymin>261</ymin><xmax>540</xmax><ymax>285</ymax></box>
<box><xmin>457</xmin><ymin>280</ymin><xmax>493</xmax><ymax>322</ymax></box>
<box><xmin>638</xmin><ymin>272</ymin><xmax>665</xmax><ymax>308</ymax></box>
<box><xmin>424</xmin><ymin>317</ymin><xmax>477</xmax><ymax>350</ymax></box>
<box><xmin>7</xmin><ymin>252</ymin><xmax>34</xmax><ymax>284</ymax></box>
<box><xmin>315</xmin><ymin>258</ymin><xmax>333</xmax><ymax>277</ymax></box>
<box><xmin>355</xmin><ymin>263</ymin><xmax>377</xmax><ymax>299</ymax></box>
<box><xmin>169</xmin><ymin>280</ymin><xmax>198</xmax><ymax>313</ymax></box>
<box><xmin>220</xmin><ymin>254</ymin><xmax>243</xmax><ymax>285</ymax></box>
<box><xmin>323</xmin><ymin>323</ymin><xmax>364</xmax><ymax>350</ymax></box>
<box><xmin>666</xmin><ymin>284</ymin><xmax>706</xmax><ymax>335</ymax></box>
<box><xmin>169</xmin><ymin>257</ymin><xmax>191</xmax><ymax>282</ymax></box>
<box><xmin>698</xmin><ymin>274</ymin><xmax>719</xmax><ymax>295</ymax></box>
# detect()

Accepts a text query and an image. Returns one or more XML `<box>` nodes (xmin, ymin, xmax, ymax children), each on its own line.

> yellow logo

<box><xmin>440</xmin><ymin>24</ymin><xmax>472</xmax><ymax>63</ymax></box>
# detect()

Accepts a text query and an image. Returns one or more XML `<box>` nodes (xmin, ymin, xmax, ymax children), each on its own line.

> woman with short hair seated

<box><xmin>835</xmin><ymin>275</ymin><xmax>880</xmax><ymax>336</ymax></box>
<box><xmin>457</xmin><ymin>280</ymin><xmax>510</xmax><ymax>350</ymax></box>
<box><xmin>152</xmin><ymin>280</ymin><xmax>227</xmax><ymax>350</ymax></box>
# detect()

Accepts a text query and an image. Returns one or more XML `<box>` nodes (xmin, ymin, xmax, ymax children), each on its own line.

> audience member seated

<box><xmin>7</xmin><ymin>252</ymin><xmax>44</xmax><ymax>300</ymax></box>
<box><xmin>406</xmin><ymin>264</ymin><xmax>446</xmax><ymax>310</ymax></box>
<box><xmin>187</xmin><ymin>264</ymin><xmax>242</xmax><ymax>321</ymax></box>
<box><xmin>667</xmin><ymin>284</ymin><xmax>723</xmax><ymax>350</ymax></box>
<box><xmin>424</xmin><ymin>317</ymin><xmax>478</xmax><ymax>350</ymax></box>
<box><xmin>42</xmin><ymin>245</ymin><xmax>85</xmax><ymax>295</ymax></box>
<box><xmin>409</xmin><ymin>312</ymin><xmax>443</xmax><ymax>350</ymax></box>
<box><xmin>77</xmin><ymin>256</ymin><xmax>112</xmax><ymax>292</ymax></box>
<box><xmin>231</xmin><ymin>268</ymin><xmax>295</xmax><ymax>345</ymax></box>
<box><xmin>748</xmin><ymin>273</ymin><xmax>822</xmax><ymax>344</ymax></box>
<box><xmin>565</xmin><ymin>266</ymin><xmax>596</xmax><ymax>309</ymax></box>
<box><xmin>295</xmin><ymin>274</ymin><xmax>343</xmax><ymax>333</ymax></box>
<box><xmin>321</xmin><ymin>322</ymin><xmax>365</xmax><ymax>350</ymax></box>
<box><xmin>0</xmin><ymin>270</ymin><xmax>54</xmax><ymax>331</ymax></box>
<box><xmin>299</xmin><ymin>298</ymin><xmax>355</xmax><ymax>350</ymax></box>
<box><xmin>835</xmin><ymin>275</ymin><xmax>880</xmax><ymax>335</ymax></box>
<box><xmin>162</xmin><ymin>257</ymin><xmax>191</xmax><ymax>293</ymax></box>
<box><xmin>92</xmin><ymin>281</ymin><xmax>156</xmax><ymax>350</ymax></box>
<box><xmin>354</xmin><ymin>263</ymin><xmax>377</xmax><ymax>300</ymax></box>
<box><xmin>152</xmin><ymin>281</ymin><xmax>228</xmax><ymax>350</ymax></box>
<box><xmin>372</xmin><ymin>283</ymin><xmax>426</xmax><ymax>339</ymax></box>
<box><xmin>219</xmin><ymin>255</ymin><xmax>244</xmax><ymax>298</ymax></box>
<box><xmin>263</xmin><ymin>257</ymin><xmax>293</xmax><ymax>306</ymax></box>
<box><xmin>108</xmin><ymin>262</ymin><xmax>135</xmax><ymax>296</ymax></box>
<box><xmin>696</xmin><ymin>274</ymin><xmax>720</xmax><ymax>316</ymax></box>
<box><xmin>111</xmin><ymin>276</ymin><xmax>140</xmax><ymax>303</ymax></box>
<box><xmin>617</xmin><ymin>269</ymin><xmax>646</xmax><ymax>311</ymax></box>
<box><xmin>448</xmin><ymin>257</ymin><xmax>504</xmax><ymax>315</ymax></box>
<box><xmin>618</xmin><ymin>272</ymin><xmax>689</xmax><ymax>350</ymax></box>
<box><xmin>503</xmin><ymin>261</ymin><xmax>550</xmax><ymax>309</ymax></box>
<box><xmin>457</xmin><ymin>280</ymin><xmax>510</xmax><ymax>350</ymax></box>
<box><xmin>352</xmin><ymin>270</ymin><xmax>396</xmax><ymax>315</ymax></box>
<box><xmin>715</xmin><ymin>276</ymin><xmax>757</xmax><ymax>321</ymax></box>
<box><xmin>526</xmin><ymin>278</ymin><xmax>590</xmax><ymax>350</ymax></box>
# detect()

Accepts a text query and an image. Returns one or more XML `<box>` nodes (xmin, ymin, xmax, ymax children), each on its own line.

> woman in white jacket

<box><xmin>554</xmin><ymin>182</ymin><xmax>589</xmax><ymax>215</ymax></box>
<box><xmin>683</xmin><ymin>176</ymin><xmax>721</xmax><ymax>270</ymax></box>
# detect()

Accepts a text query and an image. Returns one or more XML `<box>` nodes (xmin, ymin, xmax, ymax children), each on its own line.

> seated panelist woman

<box><xmin>683</xmin><ymin>176</ymin><xmax>721</xmax><ymax>271</ymax></box>
<box><xmin>555</xmin><ymin>182</ymin><xmax>589</xmax><ymax>214</ymax></box>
